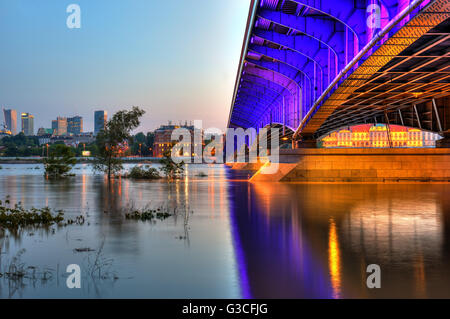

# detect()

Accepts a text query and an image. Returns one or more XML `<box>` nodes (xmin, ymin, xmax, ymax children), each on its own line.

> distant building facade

<box><xmin>3</xmin><ymin>109</ymin><xmax>18</xmax><ymax>135</ymax></box>
<box><xmin>37</xmin><ymin>128</ymin><xmax>54</xmax><ymax>136</ymax></box>
<box><xmin>94</xmin><ymin>111</ymin><xmax>107</xmax><ymax>135</ymax></box>
<box><xmin>67</xmin><ymin>116</ymin><xmax>83</xmax><ymax>135</ymax></box>
<box><xmin>21</xmin><ymin>113</ymin><xmax>34</xmax><ymax>136</ymax></box>
<box><xmin>321</xmin><ymin>124</ymin><xmax>440</xmax><ymax>148</ymax></box>
<box><xmin>48</xmin><ymin>133</ymin><xmax>95</xmax><ymax>147</ymax></box>
<box><xmin>52</xmin><ymin>117</ymin><xmax>68</xmax><ymax>136</ymax></box>
<box><xmin>153</xmin><ymin>122</ymin><xmax>203</xmax><ymax>158</ymax></box>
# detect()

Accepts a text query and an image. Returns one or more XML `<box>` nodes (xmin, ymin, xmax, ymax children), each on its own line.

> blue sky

<box><xmin>0</xmin><ymin>0</ymin><xmax>250</xmax><ymax>132</ymax></box>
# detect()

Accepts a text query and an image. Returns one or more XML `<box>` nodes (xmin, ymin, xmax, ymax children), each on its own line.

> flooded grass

<box><xmin>0</xmin><ymin>197</ymin><xmax>64</xmax><ymax>230</ymax></box>
<box><xmin>196</xmin><ymin>172</ymin><xmax>208</xmax><ymax>177</ymax></box>
<box><xmin>124</xmin><ymin>202</ymin><xmax>194</xmax><ymax>223</ymax></box>
<box><xmin>125</xmin><ymin>206</ymin><xmax>172</xmax><ymax>221</ymax></box>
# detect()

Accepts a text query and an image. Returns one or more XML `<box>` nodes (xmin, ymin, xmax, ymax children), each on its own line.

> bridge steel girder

<box><xmin>248</xmin><ymin>45</ymin><xmax>314</xmax><ymax>115</ymax></box>
<box><xmin>252</xmin><ymin>29</ymin><xmax>332</xmax><ymax>92</ymax></box>
<box><xmin>237</xmin><ymin>89</ymin><xmax>283</xmax><ymax>110</ymax></box>
<box><xmin>228</xmin><ymin>0</ymin><xmax>448</xmax><ymax>147</ymax></box>
<box><xmin>252</xmin><ymin>31</ymin><xmax>326</xmax><ymax>75</ymax></box>
<box><xmin>241</xmin><ymin>73</ymin><xmax>295</xmax><ymax>114</ymax></box>
<box><xmin>294</xmin><ymin>0</ymin><xmax>449</xmax><ymax>139</ymax></box>
<box><xmin>235</xmin><ymin>93</ymin><xmax>284</xmax><ymax>129</ymax></box>
<box><xmin>246</xmin><ymin>60</ymin><xmax>303</xmax><ymax>128</ymax></box>
<box><xmin>238</xmin><ymin>82</ymin><xmax>282</xmax><ymax>101</ymax></box>
<box><xmin>240</xmin><ymin>81</ymin><xmax>282</xmax><ymax>100</ymax></box>
<box><xmin>289</xmin><ymin>0</ymin><xmax>366</xmax><ymax>44</ymax></box>
<box><xmin>257</xmin><ymin>9</ymin><xmax>346</xmax><ymax>71</ymax></box>
<box><xmin>242</xmin><ymin>74</ymin><xmax>288</xmax><ymax>96</ymax></box>
<box><xmin>231</xmin><ymin>66</ymin><xmax>299</xmax><ymax>129</ymax></box>
<box><xmin>245</xmin><ymin>64</ymin><xmax>298</xmax><ymax>97</ymax></box>
<box><xmin>236</xmin><ymin>93</ymin><xmax>280</xmax><ymax>112</ymax></box>
<box><xmin>248</xmin><ymin>44</ymin><xmax>315</xmax><ymax>79</ymax></box>
<box><xmin>236</xmin><ymin>96</ymin><xmax>278</xmax><ymax>114</ymax></box>
<box><xmin>235</xmin><ymin>97</ymin><xmax>284</xmax><ymax>128</ymax></box>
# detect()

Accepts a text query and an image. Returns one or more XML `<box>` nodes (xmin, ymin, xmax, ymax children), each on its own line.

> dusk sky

<box><xmin>0</xmin><ymin>0</ymin><xmax>250</xmax><ymax>132</ymax></box>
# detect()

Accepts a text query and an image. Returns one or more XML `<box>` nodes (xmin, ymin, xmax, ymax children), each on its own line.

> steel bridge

<box><xmin>228</xmin><ymin>0</ymin><xmax>450</xmax><ymax>147</ymax></box>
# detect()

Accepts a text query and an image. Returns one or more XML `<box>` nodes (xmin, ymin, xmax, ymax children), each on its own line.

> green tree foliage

<box><xmin>0</xmin><ymin>133</ymin><xmax>41</xmax><ymax>157</ymax></box>
<box><xmin>129</xmin><ymin>131</ymin><xmax>154</xmax><ymax>156</ymax></box>
<box><xmin>93</xmin><ymin>106</ymin><xmax>145</xmax><ymax>179</ymax></box>
<box><xmin>159</xmin><ymin>150</ymin><xmax>184</xmax><ymax>180</ymax></box>
<box><xmin>43</xmin><ymin>144</ymin><xmax>77</xmax><ymax>178</ymax></box>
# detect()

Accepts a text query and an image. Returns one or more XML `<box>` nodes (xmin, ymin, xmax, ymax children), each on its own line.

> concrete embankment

<box><xmin>248</xmin><ymin>148</ymin><xmax>450</xmax><ymax>183</ymax></box>
<box><xmin>229</xmin><ymin>162</ymin><xmax>264</xmax><ymax>171</ymax></box>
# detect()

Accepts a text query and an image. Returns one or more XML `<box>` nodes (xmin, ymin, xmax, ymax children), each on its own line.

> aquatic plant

<box><xmin>125</xmin><ymin>206</ymin><xmax>171</xmax><ymax>221</ymax></box>
<box><xmin>0</xmin><ymin>249</ymin><xmax>52</xmax><ymax>281</ymax></box>
<box><xmin>196</xmin><ymin>171</ymin><xmax>208</xmax><ymax>177</ymax></box>
<box><xmin>125</xmin><ymin>165</ymin><xmax>161</xmax><ymax>179</ymax></box>
<box><xmin>0</xmin><ymin>197</ymin><xmax>64</xmax><ymax>229</ymax></box>
<box><xmin>74</xmin><ymin>247</ymin><xmax>95</xmax><ymax>253</ymax></box>
<box><xmin>65</xmin><ymin>215</ymin><xmax>86</xmax><ymax>226</ymax></box>
<box><xmin>86</xmin><ymin>239</ymin><xmax>117</xmax><ymax>280</ymax></box>
<box><xmin>43</xmin><ymin>144</ymin><xmax>76</xmax><ymax>179</ymax></box>
<box><xmin>92</xmin><ymin>107</ymin><xmax>145</xmax><ymax>179</ymax></box>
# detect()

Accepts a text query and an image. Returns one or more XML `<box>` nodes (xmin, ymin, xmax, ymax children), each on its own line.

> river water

<box><xmin>0</xmin><ymin>163</ymin><xmax>449</xmax><ymax>298</ymax></box>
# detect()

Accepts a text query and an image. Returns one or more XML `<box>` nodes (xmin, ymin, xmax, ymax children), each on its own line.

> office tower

<box><xmin>52</xmin><ymin>120</ymin><xmax>58</xmax><ymax>134</ymax></box>
<box><xmin>53</xmin><ymin>117</ymin><xmax>68</xmax><ymax>136</ymax></box>
<box><xmin>21</xmin><ymin>113</ymin><xmax>34</xmax><ymax>136</ymax></box>
<box><xmin>67</xmin><ymin>116</ymin><xmax>83</xmax><ymax>135</ymax></box>
<box><xmin>94</xmin><ymin>110</ymin><xmax>107</xmax><ymax>135</ymax></box>
<box><xmin>3</xmin><ymin>109</ymin><xmax>18</xmax><ymax>135</ymax></box>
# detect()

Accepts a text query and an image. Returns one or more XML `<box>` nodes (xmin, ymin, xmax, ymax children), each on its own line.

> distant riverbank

<box><xmin>0</xmin><ymin>157</ymin><xmax>163</xmax><ymax>164</ymax></box>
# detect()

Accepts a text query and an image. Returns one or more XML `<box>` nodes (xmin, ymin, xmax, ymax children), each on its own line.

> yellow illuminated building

<box><xmin>322</xmin><ymin>124</ymin><xmax>440</xmax><ymax>148</ymax></box>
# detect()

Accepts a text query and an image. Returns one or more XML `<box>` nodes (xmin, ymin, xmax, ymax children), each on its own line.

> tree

<box><xmin>44</xmin><ymin>144</ymin><xmax>76</xmax><ymax>178</ymax></box>
<box><xmin>93</xmin><ymin>106</ymin><xmax>145</xmax><ymax>179</ymax></box>
<box><xmin>0</xmin><ymin>133</ymin><xmax>41</xmax><ymax>157</ymax></box>
<box><xmin>159</xmin><ymin>150</ymin><xmax>184</xmax><ymax>180</ymax></box>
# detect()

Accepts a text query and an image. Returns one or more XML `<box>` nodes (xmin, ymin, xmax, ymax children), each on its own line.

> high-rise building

<box><xmin>94</xmin><ymin>110</ymin><xmax>107</xmax><ymax>135</ymax></box>
<box><xmin>67</xmin><ymin>116</ymin><xmax>83</xmax><ymax>135</ymax></box>
<box><xmin>52</xmin><ymin>120</ymin><xmax>58</xmax><ymax>134</ymax></box>
<box><xmin>3</xmin><ymin>109</ymin><xmax>18</xmax><ymax>135</ymax></box>
<box><xmin>21</xmin><ymin>113</ymin><xmax>34</xmax><ymax>136</ymax></box>
<box><xmin>53</xmin><ymin>117</ymin><xmax>68</xmax><ymax>136</ymax></box>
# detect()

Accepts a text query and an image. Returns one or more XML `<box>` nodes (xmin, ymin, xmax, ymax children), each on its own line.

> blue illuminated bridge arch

<box><xmin>228</xmin><ymin>0</ymin><xmax>450</xmax><ymax>145</ymax></box>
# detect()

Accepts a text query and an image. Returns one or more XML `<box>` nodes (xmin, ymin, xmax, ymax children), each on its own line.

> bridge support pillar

<box><xmin>436</xmin><ymin>131</ymin><xmax>450</xmax><ymax>148</ymax></box>
<box><xmin>293</xmin><ymin>134</ymin><xmax>317</xmax><ymax>149</ymax></box>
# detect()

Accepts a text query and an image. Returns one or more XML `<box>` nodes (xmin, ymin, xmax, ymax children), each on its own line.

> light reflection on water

<box><xmin>0</xmin><ymin>164</ymin><xmax>449</xmax><ymax>298</ymax></box>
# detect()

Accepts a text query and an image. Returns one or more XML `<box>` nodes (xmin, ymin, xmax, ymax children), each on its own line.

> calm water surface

<box><xmin>0</xmin><ymin>163</ymin><xmax>449</xmax><ymax>298</ymax></box>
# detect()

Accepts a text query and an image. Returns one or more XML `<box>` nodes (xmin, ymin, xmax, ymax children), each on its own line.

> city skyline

<box><xmin>0</xmin><ymin>0</ymin><xmax>250</xmax><ymax>132</ymax></box>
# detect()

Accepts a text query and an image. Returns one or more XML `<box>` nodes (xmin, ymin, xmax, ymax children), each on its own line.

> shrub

<box><xmin>159</xmin><ymin>151</ymin><xmax>184</xmax><ymax>180</ymax></box>
<box><xmin>126</xmin><ymin>165</ymin><xmax>161</xmax><ymax>179</ymax></box>
<box><xmin>0</xmin><ymin>198</ymin><xmax>64</xmax><ymax>229</ymax></box>
<box><xmin>44</xmin><ymin>144</ymin><xmax>76</xmax><ymax>179</ymax></box>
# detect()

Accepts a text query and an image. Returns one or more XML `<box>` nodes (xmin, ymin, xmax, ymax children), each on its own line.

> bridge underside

<box><xmin>311</xmin><ymin>11</ymin><xmax>450</xmax><ymax>139</ymax></box>
<box><xmin>228</xmin><ymin>0</ymin><xmax>450</xmax><ymax>147</ymax></box>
